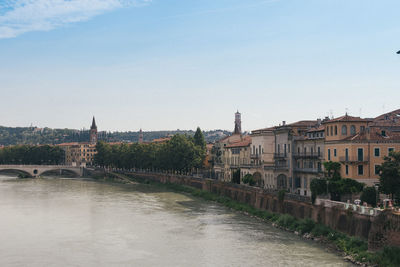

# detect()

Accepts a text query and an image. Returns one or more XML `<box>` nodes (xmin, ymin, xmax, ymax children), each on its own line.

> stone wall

<box><xmin>128</xmin><ymin>172</ymin><xmax>400</xmax><ymax>250</ymax></box>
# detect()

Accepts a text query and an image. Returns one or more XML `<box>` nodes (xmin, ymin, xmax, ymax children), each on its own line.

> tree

<box><xmin>242</xmin><ymin>174</ymin><xmax>256</xmax><ymax>186</ymax></box>
<box><xmin>310</xmin><ymin>178</ymin><xmax>327</xmax><ymax>204</ymax></box>
<box><xmin>361</xmin><ymin>186</ymin><xmax>377</xmax><ymax>207</ymax></box>
<box><xmin>379</xmin><ymin>151</ymin><xmax>400</xmax><ymax>201</ymax></box>
<box><xmin>323</xmin><ymin>161</ymin><xmax>341</xmax><ymax>180</ymax></box>
<box><xmin>193</xmin><ymin>127</ymin><xmax>206</xmax><ymax>149</ymax></box>
<box><xmin>232</xmin><ymin>169</ymin><xmax>241</xmax><ymax>184</ymax></box>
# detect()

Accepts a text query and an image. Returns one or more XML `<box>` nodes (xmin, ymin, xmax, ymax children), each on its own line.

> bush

<box><xmin>276</xmin><ymin>214</ymin><xmax>296</xmax><ymax>228</ymax></box>
<box><xmin>242</xmin><ymin>174</ymin><xmax>256</xmax><ymax>186</ymax></box>
<box><xmin>297</xmin><ymin>218</ymin><xmax>315</xmax><ymax>234</ymax></box>
<box><xmin>311</xmin><ymin>224</ymin><xmax>331</xmax><ymax>237</ymax></box>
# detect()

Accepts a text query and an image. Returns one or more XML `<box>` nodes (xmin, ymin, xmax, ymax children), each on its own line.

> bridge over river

<box><xmin>0</xmin><ymin>165</ymin><xmax>83</xmax><ymax>177</ymax></box>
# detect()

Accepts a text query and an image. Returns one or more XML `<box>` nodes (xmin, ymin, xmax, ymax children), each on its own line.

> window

<box><xmin>304</xmin><ymin>147</ymin><xmax>307</xmax><ymax>153</ymax></box>
<box><xmin>374</xmin><ymin>148</ymin><xmax>380</xmax><ymax>157</ymax></box>
<box><xmin>334</xmin><ymin>125</ymin><xmax>338</xmax><ymax>135</ymax></box>
<box><xmin>327</xmin><ymin>126</ymin><xmax>330</xmax><ymax>136</ymax></box>
<box><xmin>288</xmin><ymin>144</ymin><xmax>290</xmax><ymax>153</ymax></box>
<box><xmin>330</xmin><ymin>126</ymin><xmax>333</xmax><ymax>136</ymax></box>
<box><xmin>342</xmin><ymin>125</ymin><xmax>347</xmax><ymax>135</ymax></box>
<box><xmin>311</xmin><ymin>147</ymin><xmax>314</xmax><ymax>155</ymax></box>
<box><xmin>317</xmin><ymin>147</ymin><xmax>321</xmax><ymax>155</ymax></box>
<box><xmin>284</xmin><ymin>144</ymin><xmax>287</xmax><ymax>154</ymax></box>
<box><xmin>389</xmin><ymin>148</ymin><xmax>394</xmax><ymax>154</ymax></box>
<box><xmin>358</xmin><ymin>165</ymin><xmax>364</xmax><ymax>175</ymax></box>
<box><xmin>375</xmin><ymin>165</ymin><xmax>380</xmax><ymax>175</ymax></box>
<box><xmin>298</xmin><ymin>147</ymin><xmax>300</xmax><ymax>154</ymax></box>
<box><xmin>328</xmin><ymin>149</ymin><xmax>331</xmax><ymax>160</ymax></box>
<box><xmin>309</xmin><ymin>161</ymin><xmax>313</xmax><ymax>168</ymax></box>
<box><xmin>360</xmin><ymin>126</ymin><xmax>365</xmax><ymax>132</ymax></box>
<box><xmin>334</xmin><ymin>149</ymin><xmax>337</xmax><ymax>157</ymax></box>
<box><xmin>350</xmin><ymin>125</ymin><xmax>356</xmax><ymax>135</ymax></box>
<box><xmin>357</xmin><ymin>148</ymin><xmax>364</xmax><ymax>161</ymax></box>
<box><xmin>277</xmin><ymin>144</ymin><xmax>280</xmax><ymax>154</ymax></box>
<box><xmin>259</xmin><ymin>145</ymin><xmax>261</xmax><ymax>155</ymax></box>
<box><xmin>304</xmin><ymin>177</ymin><xmax>308</xmax><ymax>189</ymax></box>
<box><xmin>317</xmin><ymin>162</ymin><xmax>322</xmax><ymax>171</ymax></box>
<box><xmin>345</xmin><ymin>165</ymin><xmax>349</xmax><ymax>175</ymax></box>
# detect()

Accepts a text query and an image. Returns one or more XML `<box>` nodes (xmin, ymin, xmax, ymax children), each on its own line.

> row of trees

<box><xmin>94</xmin><ymin>128</ymin><xmax>207</xmax><ymax>172</ymax></box>
<box><xmin>0</xmin><ymin>145</ymin><xmax>65</xmax><ymax>165</ymax></box>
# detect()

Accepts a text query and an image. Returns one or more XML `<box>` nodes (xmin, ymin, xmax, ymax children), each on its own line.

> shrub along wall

<box><xmin>128</xmin><ymin>171</ymin><xmax>400</xmax><ymax>250</ymax></box>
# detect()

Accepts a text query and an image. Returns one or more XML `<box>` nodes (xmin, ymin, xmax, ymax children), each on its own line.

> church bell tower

<box><xmin>90</xmin><ymin>116</ymin><xmax>98</xmax><ymax>144</ymax></box>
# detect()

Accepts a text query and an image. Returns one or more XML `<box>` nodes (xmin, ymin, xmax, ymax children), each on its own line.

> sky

<box><xmin>0</xmin><ymin>0</ymin><xmax>399</xmax><ymax>132</ymax></box>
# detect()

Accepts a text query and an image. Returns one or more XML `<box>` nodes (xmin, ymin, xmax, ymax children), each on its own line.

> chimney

<box><xmin>282</xmin><ymin>121</ymin><xmax>286</xmax><ymax>126</ymax></box>
<box><xmin>317</xmin><ymin>118</ymin><xmax>322</xmax><ymax>125</ymax></box>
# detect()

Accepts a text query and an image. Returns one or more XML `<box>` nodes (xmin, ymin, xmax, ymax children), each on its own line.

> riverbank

<box><xmin>95</xmin><ymin>171</ymin><xmax>399</xmax><ymax>267</ymax></box>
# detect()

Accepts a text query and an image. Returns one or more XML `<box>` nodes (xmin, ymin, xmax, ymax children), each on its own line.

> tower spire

<box><xmin>91</xmin><ymin>116</ymin><xmax>97</xmax><ymax>129</ymax></box>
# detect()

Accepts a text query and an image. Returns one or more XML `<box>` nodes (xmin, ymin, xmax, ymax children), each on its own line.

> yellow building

<box><xmin>323</xmin><ymin>114</ymin><xmax>400</xmax><ymax>186</ymax></box>
<box><xmin>58</xmin><ymin>142</ymin><xmax>97</xmax><ymax>167</ymax></box>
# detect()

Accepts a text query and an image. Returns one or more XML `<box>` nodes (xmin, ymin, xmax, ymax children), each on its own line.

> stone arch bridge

<box><xmin>0</xmin><ymin>165</ymin><xmax>83</xmax><ymax>178</ymax></box>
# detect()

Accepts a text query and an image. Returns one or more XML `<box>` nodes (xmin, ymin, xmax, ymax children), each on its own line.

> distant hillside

<box><xmin>0</xmin><ymin>126</ymin><xmax>231</xmax><ymax>146</ymax></box>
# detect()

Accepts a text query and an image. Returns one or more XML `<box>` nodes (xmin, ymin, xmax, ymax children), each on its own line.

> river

<box><xmin>0</xmin><ymin>174</ymin><xmax>353</xmax><ymax>266</ymax></box>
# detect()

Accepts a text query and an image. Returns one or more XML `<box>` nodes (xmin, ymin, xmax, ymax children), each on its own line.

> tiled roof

<box><xmin>343</xmin><ymin>128</ymin><xmax>400</xmax><ymax>141</ymax></box>
<box><xmin>307</xmin><ymin>125</ymin><xmax>325</xmax><ymax>132</ymax></box>
<box><xmin>288</xmin><ymin>120</ymin><xmax>318</xmax><ymax>127</ymax></box>
<box><xmin>225</xmin><ymin>136</ymin><xmax>251</xmax><ymax>148</ymax></box>
<box><xmin>323</xmin><ymin>114</ymin><xmax>371</xmax><ymax>123</ymax></box>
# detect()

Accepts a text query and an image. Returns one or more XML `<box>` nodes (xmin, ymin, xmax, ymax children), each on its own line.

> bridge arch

<box><xmin>0</xmin><ymin>169</ymin><xmax>32</xmax><ymax>178</ymax></box>
<box><xmin>39</xmin><ymin>168</ymin><xmax>81</xmax><ymax>177</ymax></box>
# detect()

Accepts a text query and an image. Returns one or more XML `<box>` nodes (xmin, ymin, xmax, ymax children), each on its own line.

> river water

<box><xmin>0</xmin><ymin>174</ymin><xmax>352</xmax><ymax>267</ymax></box>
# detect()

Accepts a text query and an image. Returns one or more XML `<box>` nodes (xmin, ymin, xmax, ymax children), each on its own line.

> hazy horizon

<box><xmin>1</xmin><ymin>0</ymin><xmax>399</xmax><ymax>131</ymax></box>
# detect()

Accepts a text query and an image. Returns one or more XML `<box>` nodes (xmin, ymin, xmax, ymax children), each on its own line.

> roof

<box><xmin>323</xmin><ymin>114</ymin><xmax>371</xmax><ymax>123</ymax></box>
<box><xmin>287</xmin><ymin>120</ymin><xmax>318</xmax><ymax>127</ymax></box>
<box><xmin>307</xmin><ymin>125</ymin><xmax>325</xmax><ymax>132</ymax></box>
<box><xmin>370</xmin><ymin>109</ymin><xmax>400</xmax><ymax>128</ymax></box>
<box><xmin>225</xmin><ymin>136</ymin><xmax>251</xmax><ymax>148</ymax></box>
<box><xmin>57</xmin><ymin>142</ymin><xmax>80</xmax><ymax>146</ymax></box>
<box><xmin>343</xmin><ymin>128</ymin><xmax>400</xmax><ymax>141</ymax></box>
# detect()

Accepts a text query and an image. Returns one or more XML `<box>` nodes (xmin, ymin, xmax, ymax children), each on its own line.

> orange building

<box><xmin>323</xmin><ymin>113</ymin><xmax>400</xmax><ymax>186</ymax></box>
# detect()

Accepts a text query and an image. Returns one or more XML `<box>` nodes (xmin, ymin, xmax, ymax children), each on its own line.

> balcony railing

<box><xmin>274</xmin><ymin>153</ymin><xmax>287</xmax><ymax>159</ymax></box>
<box><xmin>250</xmin><ymin>153</ymin><xmax>261</xmax><ymax>159</ymax></box>
<box><xmin>275</xmin><ymin>164</ymin><xmax>289</xmax><ymax>170</ymax></box>
<box><xmin>293</xmin><ymin>152</ymin><xmax>322</xmax><ymax>158</ymax></box>
<box><xmin>294</xmin><ymin>168</ymin><xmax>322</xmax><ymax>174</ymax></box>
<box><xmin>339</xmin><ymin>156</ymin><xmax>369</xmax><ymax>163</ymax></box>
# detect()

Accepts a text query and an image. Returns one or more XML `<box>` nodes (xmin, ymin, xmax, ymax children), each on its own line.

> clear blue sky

<box><xmin>1</xmin><ymin>0</ymin><xmax>399</xmax><ymax>131</ymax></box>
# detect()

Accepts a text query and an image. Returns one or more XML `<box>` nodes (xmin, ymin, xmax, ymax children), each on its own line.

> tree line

<box><xmin>94</xmin><ymin>128</ymin><xmax>207</xmax><ymax>172</ymax></box>
<box><xmin>0</xmin><ymin>145</ymin><xmax>64</xmax><ymax>165</ymax></box>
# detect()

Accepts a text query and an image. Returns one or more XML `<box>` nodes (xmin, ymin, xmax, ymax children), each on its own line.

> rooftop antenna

<box><xmin>329</xmin><ymin>110</ymin><xmax>334</xmax><ymax>119</ymax></box>
<box><xmin>345</xmin><ymin>108</ymin><xmax>349</xmax><ymax>116</ymax></box>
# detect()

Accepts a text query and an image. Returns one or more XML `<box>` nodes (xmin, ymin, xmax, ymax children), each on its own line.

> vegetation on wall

<box><xmin>242</xmin><ymin>174</ymin><xmax>255</xmax><ymax>186</ymax></box>
<box><xmin>310</xmin><ymin>161</ymin><xmax>364</xmax><ymax>202</ymax></box>
<box><xmin>0</xmin><ymin>145</ymin><xmax>64</xmax><ymax>165</ymax></box>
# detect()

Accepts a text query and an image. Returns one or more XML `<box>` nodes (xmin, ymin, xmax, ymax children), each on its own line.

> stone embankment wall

<box><xmin>127</xmin><ymin>172</ymin><xmax>400</xmax><ymax>250</ymax></box>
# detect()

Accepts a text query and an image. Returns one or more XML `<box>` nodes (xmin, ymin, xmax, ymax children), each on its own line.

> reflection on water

<box><xmin>0</xmin><ymin>174</ymin><xmax>352</xmax><ymax>266</ymax></box>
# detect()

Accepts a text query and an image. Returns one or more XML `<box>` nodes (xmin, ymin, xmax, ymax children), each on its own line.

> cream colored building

<box><xmin>58</xmin><ymin>142</ymin><xmax>97</xmax><ymax>167</ymax></box>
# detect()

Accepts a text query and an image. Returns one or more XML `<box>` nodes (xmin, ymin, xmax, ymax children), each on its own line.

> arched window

<box><xmin>330</xmin><ymin>126</ymin><xmax>333</xmax><ymax>136</ymax></box>
<box><xmin>334</xmin><ymin>125</ymin><xmax>338</xmax><ymax>135</ymax></box>
<box><xmin>327</xmin><ymin>126</ymin><xmax>330</xmax><ymax>136</ymax></box>
<box><xmin>350</xmin><ymin>125</ymin><xmax>356</xmax><ymax>135</ymax></box>
<box><xmin>342</xmin><ymin>125</ymin><xmax>347</xmax><ymax>135</ymax></box>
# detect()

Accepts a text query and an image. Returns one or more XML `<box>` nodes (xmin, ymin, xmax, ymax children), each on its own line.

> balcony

<box><xmin>250</xmin><ymin>153</ymin><xmax>261</xmax><ymax>159</ymax></box>
<box><xmin>339</xmin><ymin>156</ymin><xmax>369</xmax><ymax>163</ymax></box>
<box><xmin>294</xmin><ymin>168</ymin><xmax>322</xmax><ymax>174</ymax></box>
<box><xmin>293</xmin><ymin>152</ymin><xmax>322</xmax><ymax>159</ymax></box>
<box><xmin>275</xmin><ymin>164</ymin><xmax>289</xmax><ymax>170</ymax></box>
<box><xmin>274</xmin><ymin>153</ymin><xmax>287</xmax><ymax>159</ymax></box>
